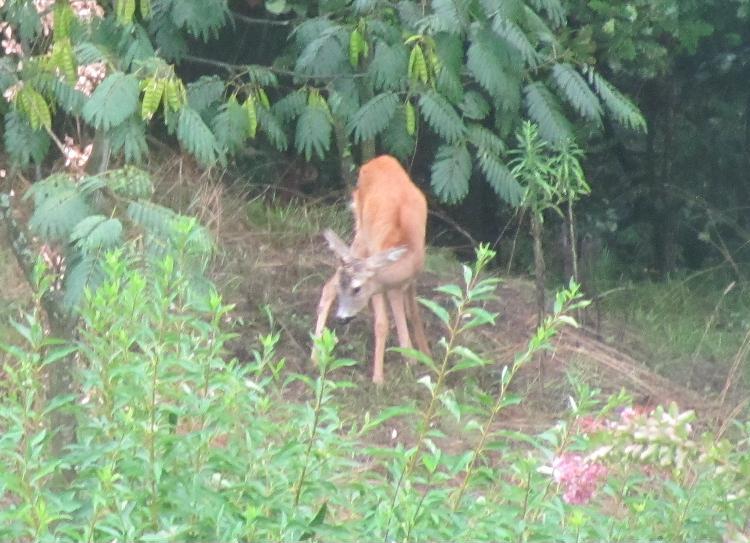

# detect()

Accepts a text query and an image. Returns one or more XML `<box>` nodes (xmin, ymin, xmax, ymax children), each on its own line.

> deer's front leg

<box><xmin>387</xmin><ymin>288</ymin><xmax>413</xmax><ymax>359</ymax></box>
<box><xmin>371</xmin><ymin>292</ymin><xmax>389</xmax><ymax>384</ymax></box>
<box><xmin>312</xmin><ymin>270</ymin><xmax>339</xmax><ymax>364</ymax></box>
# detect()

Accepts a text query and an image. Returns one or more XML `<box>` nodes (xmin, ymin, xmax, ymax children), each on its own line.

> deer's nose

<box><xmin>336</xmin><ymin>315</ymin><xmax>354</xmax><ymax>325</ymax></box>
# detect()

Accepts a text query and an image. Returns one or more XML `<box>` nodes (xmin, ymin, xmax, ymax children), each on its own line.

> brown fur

<box><xmin>313</xmin><ymin>155</ymin><xmax>430</xmax><ymax>384</ymax></box>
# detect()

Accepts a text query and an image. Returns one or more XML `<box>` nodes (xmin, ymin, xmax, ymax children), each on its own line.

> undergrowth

<box><xmin>0</xmin><ymin>243</ymin><xmax>749</xmax><ymax>541</ymax></box>
<box><xmin>599</xmin><ymin>266</ymin><xmax>750</xmax><ymax>391</ymax></box>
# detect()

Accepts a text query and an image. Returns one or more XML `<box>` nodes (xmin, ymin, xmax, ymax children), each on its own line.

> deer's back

<box><xmin>353</xmin><ymin>155</ymin><xmax>427</xmax><ymax>256</ymax></box>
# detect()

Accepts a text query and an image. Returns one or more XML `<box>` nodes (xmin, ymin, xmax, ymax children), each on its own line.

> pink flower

<box><xmin>74</xmin><ymin>61</ymin><xmax>107</xmax><ymax>96</ymax></box>
<box><xmin>3</xmin><ymin>81</ymin><xmax>23</xmax><ymax>103</ymax></box>
<box><xmin>551</xmin><ymin>453</ymin><xmax>608</xmax><ymax>505</ymax></box>
<box><xmin>70</xmin><ymin>0</ymin><xmax>105</xmax><ymax>21</ymax></box>
<box><xmin>1</xmin><ymin>22</ymin><xmax>23</xmax><ymax>56</ymax></box>
<box><xmin>62</xmin><ymin>136</ymin><xmax>93</xmax><ymax>175</ymax></box>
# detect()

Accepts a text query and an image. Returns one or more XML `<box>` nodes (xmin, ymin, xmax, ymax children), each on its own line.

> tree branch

<box><xmin>230</xmin><ymin>10</ymin><xmax>293</xmax><ymax>27</ymax></box>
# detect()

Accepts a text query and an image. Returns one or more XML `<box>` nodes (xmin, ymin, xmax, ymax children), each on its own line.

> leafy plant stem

<box><xmin>293</xmin><ymin>362</ymin><xmax>329</xmax><ymax>506</ymax></box>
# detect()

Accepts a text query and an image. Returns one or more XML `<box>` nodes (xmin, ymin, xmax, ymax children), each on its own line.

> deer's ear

<box><xmin>323</xmin><ymin>229</ymin><xmax>352</xmax><ymax>262</ymax></box>
<box><xmin>366</xmin><ymin>246</ymin><xmax>407</xmax><ymax>270</ymax></box>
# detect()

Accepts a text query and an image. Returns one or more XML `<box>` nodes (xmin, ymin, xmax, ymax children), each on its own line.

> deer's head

<box><xmin>323</xmin><ymin>229</ymin><xmax>407</xmax><ymax>322</ymax></box>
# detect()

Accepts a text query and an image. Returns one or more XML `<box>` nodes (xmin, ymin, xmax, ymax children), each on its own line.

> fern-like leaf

<box><xmin>586</xmin><ymin>68</ymin><xmax>647</xmax><ymax>132</ymax></box>
<box><xmin>102</xmin><ymin>165</ymin><xmax>155</xmax><ymax>199</ymax></box>
<box><xmin>551</xmin><ymin>63</ymin><xmax>602</xmax><ymax>124</ymax></box>
<box><xmin>524</xmin><ymin>82</ymin><xmax>573</xmax><ymax>144</ymax></box>
<box><xmin>74</xmin><ymin>41</ymin><xmax>108</xmax><ymax>64</ymax></box>
<box><xmin>466</xmin><ymin>31</ymin><xmax>517</xmax><ymax>103</ymax></box>
<box><xmin>467</xmin><ymin>124</ymin><xmax>505</xmax><ymax>156</ymax></box>
<box><xmin>177</xmin><ymin>107</ymin><xmax>220</xmax><ymax>165</ymax></box>
<box><xmin>529</xmin><ymin>0</ymin><xmax>565</xmax><ymax>27</ymax></box>
<box><xmin>477</xmin><ymin>152</ymin><xmax>523</xmax><ymax>205</ymax></box>
<box><xmin>108</xmin><ymin>116</ymin><xmax>149</xmax><ymax>163</ymax></box>
<box><xmin>460</xmin><ymin>91</ymin><xmax>491</xmax><ymax>120</ymax></box>
<box><xmin>82</xmin><ymin>72</ymin><xmax>140</xmax><ymax>130</ymax></box>
<box><xmin>295</xmin><ymin>105</ymin><xmax>332</xmax><ymax>160</ymax></box>
<box><xmin>381</xmin><ymin>105</ymin><xmax>415</xmax><ymax>160</ymax></box>
<box><xmin>369</xmin><ymin>41</ymin><xmax>408</xmax><ymax>91</ymax></box>
<box><xmin>418</xmin><ymin>91</ymin><xmax>464</xmax><ymax>144</ymax></box>
<box><xmin>213</xmin><ymin>97</ymin><xmax>248</xmax><ymax>154</ymax></box>
<box><xmin>348</xmin><ymin>92</ymin><xmax>399</xmax><ymax>143</ymax></box>
<box><xmin>295</xmin><ymin>22</ymin><xmax>348</xmax><ymax>77</ymax></box>
<box><xmin>4</xmin><ymin>111</ymin><xmax>50</xmax><ymax>167</ymax></box>
<box><xmin>169</xmin><ymin>0</ymin><xmax>229</xmax><ymax>42</ymax></box>
<box><xmin>187</xmin><ymin>75</ymin><xmax>225</xmax><ymax>113</ymax></box>
<box><xmin>28</xmin><ymin>186</ymin><xmax>92</xmax><ymax>242</ymax></box>
<box><xmin>431</xmin><ymin>143</ymin><xmax>472</xmax><ymax>203</ymax></box>
<box><xmin>272</xmin><ymin>90</ymin><xmax>307</xmax><ymax>123</ymax></box>
<box><xmin>257</xmin><ymin>107</ymin><xmax>289</xmax><ymax>150</ymax></box>
<box><xmin>63</xmin><ymin>252</ymin><xmax>104</xmax><ymax>310</ymax></box>
<box><xmin>491</xmin><ymin>16</ymin><xmax>539</xmax><ymax>69</ymax></box>
<box><xmin>127</xmin><ymin>200</ymin><xmax>177</xmax><ymax>236</ymax></box>
<box><xmin>246</xmin><ymin>65</ymin><xmax>278</xmax><ymax>87</ymax></box>
<box><xmin>70</xmin><ymin>215</ymin><xmax>123</xmax><ymax>253</ymax></box>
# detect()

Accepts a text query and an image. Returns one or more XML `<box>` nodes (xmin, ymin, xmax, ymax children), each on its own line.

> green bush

<box><xmin>1</xmin><ymin>245</ymin><xmax>748</xmax><ymax>542</ymax></box>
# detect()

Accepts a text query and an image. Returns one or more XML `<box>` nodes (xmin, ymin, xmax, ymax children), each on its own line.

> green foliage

<box><xmin>82</xmin><ymin>72</ymin><xmax>140</xmax><ymax>130</ymax></box>
<box><xmin>348</xmin><ymin>92</ymin><xmax>399</xmax><ymax>143</ymax></box>
<box><xmin>585</xmin><ymin>67</ymin><xmax>647</xmax><ymax>132</ymax></box>
<box><xmin>176</xmin><ymin>107</ymin><xmax>221</xmax><ymax>165</ymax></box>
<box><xmin>17</xmin><ymin>166</ymin><xmax>212</xmax><ymax>312</ymax></box>
<box><xmin>25</xmin><ymin>175</ymin><xmax>92</xmax><ymax>242</ymax></box>
<box><xmin>431</xmin><ymin>143</ymin><xmax>472</xmax><ymax>203</ymax></box>
<box><xmin>3</xmin><ymin>111</ymin><xmax>50</xmax><ymax>168</ymax></box>
<box><xmin>5</xmin><ymin>245</ymin><xmax>747</xmax><ymax>541</ymax></box>
<box><xmin>295</xmin><ymin>104</ymin><xmax>333</xmax><ymax>160</ymax></box>
<box><xmin>418</xmin><ymin>91</ymin><xmax>464</xmax><ymax>144</ymax></box>
<box><xmin>551</xmin><ymin>63</ymin><xmax>602</xmax><ymax>125</ymax></box>
<box><xmin>524</xmin><ymin>82</ymin><xmax>573</xmax><ymax>144</ymax></box>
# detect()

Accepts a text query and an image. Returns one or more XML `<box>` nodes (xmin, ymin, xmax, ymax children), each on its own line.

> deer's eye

<box><xmin>352</xmin><ymin>285</ymin><xmax>361</xmax><ymax>295</ymax></box>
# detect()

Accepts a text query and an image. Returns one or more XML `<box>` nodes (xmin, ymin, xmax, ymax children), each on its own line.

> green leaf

<box><xmin>524</xmin><ymin>82</ymin><xmax>573</xmax><ymax>144</ymax></box>
<box><xmin>28</xmin><ymin>187</ymin><xmax>91</xmax><ymax>242</ymax></box>
<box><xmin>177</xmin><ymin>107</ymin><xmax>220</xmax><ymax>165</ymax></box>
<box><xmin>246</xmin><ymin>64</ymin><xmax>279</xmax><ymax>87</ymax></box>
<box><xmin>460</xmin><ymin>91</ymin><xmax>491</xmax><ymax>120</ymax></box>
<box><xmin>381</xmin><ymin>105</ymin><xmax>415</xmax><ymax>160</ymax></box>
<box><xmin>272</xmin><ymin>90</ymin><xmax>307</xmax><ymax>123</ymax></box>
<box><xmin>476</xmin><ymin>151</ymin><xmax>523</xmax><ymax>205</ymax></box>
<box><xmin>186</xmin><ymin>75</ymin><xmax>225</xmax><ymax>113</ymax></box>
<box><xmin>419</xmin><ymin>297</ymin><xmax>451</xmax><ymax>325</ymax></box>
<box><xmin>450</xmin><ymin>346</ymin><xmax>489</xmax><ymax>371</ymax></box>
<box><xmin>431</xmin><ymin>143</ymin><xmax>471</xmax><ymax>203</ymax></box>
<box><xmin>491</xmin><ymin>16</ymin><xmax>539</xmax><ymax>69</ymax></box>
<box><xmin>369</xmin><ymin>41</ymin><xmax>408</xmax><ymax>91</ymax></box>
<box><xmin>82</xmin><ymin>72</ymin><xmax>140</xmax><ymax>130</ymax></box>
<box><xmin>295</xmin><ymin>23</ymin><xmax>348</xmax><ymax>77</ymax></box>
<box><xmin>4</xmin><ymin>111</ymin><xmax>50</xmax><ymax>168</ymax></box>
<box><xmin>466</xmin><ymin>30</ymin><xmax>518</xmax><ymax>104</ymax></box>
<box><xmin>586</xmin><ymin>68</ymin><xmax>646</xmax><ymax>132</ymax></box>
<box><xmin>360</xmin><ymin>405</ymin><xmax>418</xmax><ymax>434</ymax></box>
<box><xmin>213</xmin><ymin>97</ymin><xmax>248</xmax><ymax>154</ymax></box>
<box><xmin>295</xmin><ymin>105</ymin><xmax>332</xmax><ymax>160</ymax></box>
<box><xmin>418</xmin><ymin>91</ymin><xmax>464</xmax><ymax>144</ymax></box>
<box><xmin>348</xmin><ymin>92</ymin><xmax>399</xmax><ymax>143</ymax></box>
<box><xmin>70</xmin><ymin>215</ymin><xmax>123</xmax><ymax>253</ymax></box>
<box><xmin>108</xmin><ymin>116</ymin><xmax>148</xmax><ymax>162</ymax></box>
<box><xmin>257</xmin><ymin>107</ymin><xmax>289</xmax><ymax>150</ymax></box>
<box><xmin>551</xmin><ymin>63</ymin><xmax>602</xmax><ymax>124</ymax></box>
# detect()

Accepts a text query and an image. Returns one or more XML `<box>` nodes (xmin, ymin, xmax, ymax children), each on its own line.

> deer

<box><xmin>312</xmin><ymin>155</ymin><xmax>431</xmax><ymax>384</ymax></box>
